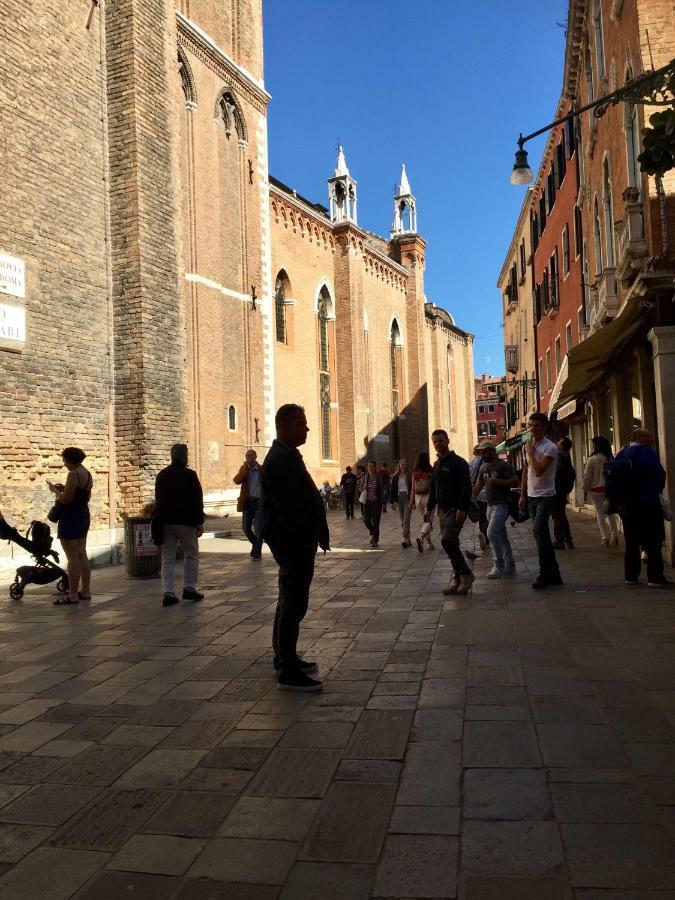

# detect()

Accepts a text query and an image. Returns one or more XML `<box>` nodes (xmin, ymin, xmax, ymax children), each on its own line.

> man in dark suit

<box><xmin>262</xmin><ymin>404</ymin><xmax>330</xmax><ymax>691</ymax></box>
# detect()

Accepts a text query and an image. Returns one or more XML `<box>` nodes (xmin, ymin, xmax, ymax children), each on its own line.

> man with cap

<box><xmin>473</xmin><ymin>440</ymin><xmax>520</xmax><ymax>578</ymax></box>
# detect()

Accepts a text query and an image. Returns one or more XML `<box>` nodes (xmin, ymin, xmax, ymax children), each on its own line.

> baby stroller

<box><xmin>0</xmin><ymin>514</ymin><xmax>68</xmax><ymax>599</ymax></box>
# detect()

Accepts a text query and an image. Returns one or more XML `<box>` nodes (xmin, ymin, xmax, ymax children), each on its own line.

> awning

<box><xmin>496</xmin><ymin>429</ymin><xmax>531</xmax><ymax>453</ymax></box>
<box><xmin>552</xmin><ymin>300</ymin><xmax>647</xmax><ymax>410</ymax></box>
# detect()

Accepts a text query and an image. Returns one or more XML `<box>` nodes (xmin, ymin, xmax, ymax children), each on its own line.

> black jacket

<box><xmin>427</xmin><ymin>452</ymin><xmax>472</xmax><ymax>514</ymax></box>
<box><xmin>155</xmin><ymin>464</ymin><xmax>204</xmax><ymax>526</ymax></box>
<box><xmin>262</xmin><ymin>440</ymin><xmax>329</xmax><ymax>551</ymax></box>
<box><xmin>390</xmin><ymin>472</ymin><xmax>411</xmax><ymax>504</ymax></box>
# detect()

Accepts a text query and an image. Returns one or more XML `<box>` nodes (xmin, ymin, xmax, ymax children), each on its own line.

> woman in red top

<box><xmin>411</xmin><ymin>452</ymin><xmax>435</xmax><ymax>552</ymax></box>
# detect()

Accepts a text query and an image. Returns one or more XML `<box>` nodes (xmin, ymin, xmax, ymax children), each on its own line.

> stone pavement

<box><xmin>0</xmin><ymin>508</ymin><xmax>672</xmax><ymax>899</ymax></box>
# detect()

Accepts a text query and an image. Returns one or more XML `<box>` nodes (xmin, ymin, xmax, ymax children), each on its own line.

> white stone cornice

<box><xmin>176</xmin><ymin>11</ymin><xmax>271</xmax><ymax>111</ymax></box>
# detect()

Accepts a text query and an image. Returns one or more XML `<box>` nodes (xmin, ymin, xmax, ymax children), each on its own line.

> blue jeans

<box><xmin>242</xmin><ymin>497</ymin><xmax>263</xmax><ymax>556</ymax></box>
<box><xmin>528</xmin><ymin>496</ymin><xmax>560</xmax><ymax>582</ymax></box>
<box><xmin>486</xmin><ymin>503</ymin><xmax>514</xmax><ymax>570</ymax></box>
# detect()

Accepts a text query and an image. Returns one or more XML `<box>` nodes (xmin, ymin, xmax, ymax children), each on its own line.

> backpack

<box><xmin>604</xmin><ymin>449</ymin><xmax>641</xmax><ymax>511</ymax></box>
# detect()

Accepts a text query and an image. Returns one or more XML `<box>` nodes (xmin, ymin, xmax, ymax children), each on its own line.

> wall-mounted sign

<box><xmin>0</xmin><ymin>254</ymin><xmax>25</xmax><ymax>299</ymax></box>
<box><xmin>0</xmin><ymin>302</ymin><xmax>26</xmax><ymax>352</ymax></box>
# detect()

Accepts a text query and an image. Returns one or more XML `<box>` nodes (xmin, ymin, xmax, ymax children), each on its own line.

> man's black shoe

<box><xmin>183</xmin><ymin>589</ymin><xmax>204</xmax><ymax>601</ymax></box>
<box><xmin>163</xmin><ymin>593</ymin><xmax>179</xmax><ymax>607</ymax></box>
<box><xmin>277</xmin><ymin>671</ymin><xmax>323</xmax><ymax>692</ymax></box>
<box><xmin>274</xmin><ymin>657</ymin><xmax>318</xmax><ymax>672</ymax></box>
<box><xmin>547</xmin><ymin>574</ymin><xmax>564</xmax><ymax>586</ymax></box>
<box><xmin>532</xmin><ymin>578</ymin><xmax>547</xmax><ymax>590</ymax></box>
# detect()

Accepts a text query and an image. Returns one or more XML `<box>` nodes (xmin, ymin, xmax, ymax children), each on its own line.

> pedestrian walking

<box><xmin>468</xmin><ymin>445</ymin><xmax>489</xmax><ymax>551</ymax></box>
<box><xmin>47</xmin><ymin>446</ymin><xmax>93</xmax><ymax>605</ymax></box>
<box><xmin>154</xmin><ymin>443</ymin><xmax>205</xmax><ymax>607</ymax></box>
<box><xmin>379</xmin><ymin>462</ymin><xmax>391</xmax><ymax>512</ymax></box>
<box><xmin>411</xmin><ymin>452</ymin><xmax>435</xmax><ymax>552</ymax></box>
<box><xmin>519</xmin><ymin>413</ymin><xmax>562</xmax><ymax>590</ymax></box>
<box><xmin>473</xmin><ymin>440</ymin><xmax>519</xmax><ymax>578</ymax></box>
<box><xmin>262</xmin><ymin>403</ymin><xmax>329</xmax><ymax>691</ymax></box>
<box><xmin>391</xmin><ymin>458</ymin><xmax>412</xmax><ymax>548</ymax></box>
<box><xmin>233</xmin><ymin>449</ymin><xmax>263</xmax><ymax>559</ymax></box>
<box><xmin>340</xmin><ymin>465</ymin><xmax>358</xmax><ymax>519</ymax></box>
<box><xmin>426</xmin><ymin>429</ymin><xmax>474</xmax><ymax>595</ymax></box>
<box><xmin>552</xmin><ymin>437</ymin><xmax>576</xmax><ymax>550</ymax></box>
<box><xmin>609</xmin><ymin>428</ymin><xmax>671</xmax><ymax>587</ymax></box>
<box><xmin>363</xmin><ymin>461</ymin><xmax>384</xmax><ymax>547</ymax></box>
<box><xmin>583</xmin><ymin>436</ymin><xmax>620</xmax><ymax>546</ymax></box>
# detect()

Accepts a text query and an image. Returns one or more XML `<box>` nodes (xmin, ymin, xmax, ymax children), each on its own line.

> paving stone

<box><xmin>465</xmin><ymin>686</ymin><xmax>529</xmax><ymax>706</ymax></box>
<box><xmin>72</xmin><ymin>871</ymin><xmax>179</xmax><ymax>900</ymax></box>
<box><xmin>0</xmin><ymin>699</ymin><xmax>63</xmax><ymax>725</ymax></box>
<box><xmin>410</xmin><ymin>708</ymin><xmax>463</xmax><ymax>742</ymax></box>
<box><xmin>32</xmin><ymin>739</ymin><xmax>94</xmax><ymax>758</ymax></box>
<box><xmin>397</xmin><ymin>741</ymin><xmax>461</xmax><ymax>806</ymax></box>
<box><xmin>0</xmin><ymin>784</ymin><xmax>30</xmax><ymax>810</ymax></box>
<box><xmin>0</xmin><ymin>755</ymin><xmax>64</xmax><ymax>783</ymax></box>
<box><xmin>173</xmin><ymin>881</ymin><xmax>280</xmax><ymax>900</ymax></box>
<box><xmin>606</xmin><ymin>708</ymin><xmax>675</xmax><ymax>743</ymax></box>
<box><xmin>220</xmin><ymin>729</ymin><xmax>284</xmax><ymax>748</ymax></box>
<box><xmin>280</xmin><ymin>861</ymin><xmax>374</xmax><ymax>900</ymax></box>
<box><xmin>462</xmin><ymin>821</ymin><xmax>565</xmax><ymax>876</ymax></box>
<box><xmin>140</xmin><ymin>791</ymin><xmax>235</xmax><ymax>837</ymax></box>
<box><xmin>301</xmin><ymin>781</ymin><xmax>396</xmax><ymax>863</ymax></box>
<box><xmin>0</xmin><ymin>823</ymin><xmax>54</xmax><ymax>862</ymax></box>
<box><xmin>50</xmin><ymin>789</ymin><xmax>169</xmax><ymax>850</ymax></box>
<box><xmin>188</xmin><ymin>836</ymin><xmax>297</xmax><ymax>884</ymax></box>
<box><xmin>108</xmin><ymin>833</ymin><xmax>204</xmax><ymax>876</ymax></box>
<box><xmin>418</xmin><ymin>678</ymin><xmax>465</xmax><ymax>708</ymax></box>
<box><xmin>551</xmin><ymin>783</ymin><xmax>659</xmax><ymax>823</ymax></box>
<box><xmin>200</xmin><ymin>746</ymin><xmax>270</xmax><ymax>770</ymax></box>
<box><xmin>344</xmin><ymin>710</ymin><xmax>413</xmax><ymax>759</ymax></box>
<box><xmin>247</xmin><ymin>748</ymin><xmax>341</xmax><ymax>798</ymax></box>
<box><xmin>464</xmin><ymin>704</ymin><xmax>531</xmax><ymax>721</ymax></box>
<box><xmin>279</xmin><ymin>722</ymin><xmax>353</xmax><ymax>749</ymax></box>
<box><xmin>219</xmin><ymin>797</ymin><xmax>319</xmax><ymax>841</ymax></box>
<box><xmin>49</xmin><ymin>745</ymin><xmax>148</xmax><ymax>786</ymax></box>
<box><xmin>180</xmin><ymin>767</ymin><xmax>253</xmax><ymax>792</ymax></box>
<box><xmin>102</xmin><ymin>725</ymin><xmax>175</xmax><ymax>747</ymax></box>
<box><xmin>159</xmin><ymin>720</ymin><xmax>235</xmax><ymax>749</ymax></box>
<box><xmin>389</xmin><ymin>805</ymin><xmax>460</xmax><ymax>835</ymax></box>
<box><xmin>623</xmin><ymin>743</ymin><xmax>675</xmax><ymax>776</ymax></box>
<box><xmin>0</xmin><ymin>782</ymin><xmax>100</xmax><ymax>826</ymax></box>
<box><xmin>537</xmin><ymin>724</ymin><xmax>630</xmax><ymax>768</ymax></box>
<box><xmin>548</xmin><ymin>768</ymin><xmax>638</xmax><ymax>784</ymax></box>
<box><xmin>0</xmin><ymin>721</ymin><xmax>72</xmax><ymax>753</ymax></box>
<box><xmin>463</xmin><ymin>768</ymin><xmax>552</xmax><ymax>820</ymax></box>
<box><xmin>530</xmin><ymin>696</ymin><xmax>608</xmax><ymax>724</ymax></box>
<box><xmin>0</xmin><ymin>846</ymin><xmax>109</xmax><ymax>900</ymax></box>
<box><xmin>62</xmin><ymin>717</ymin><xmax>129</xmax><ymax>743</ymax></box>
<box><xmin>463</xmin><ymin>721</ymin><xmax>541</xmax><ymax>767</ymax></box>
<box><xmin>462</xmin><ymin>876</ymin><xmax>571</xmax><ymax>899</ymax></box>
<box><xmin>562</xmin><ymin>823</ymin><xmax>675</xmax><ymax>888</ymax></box>
<box><xmin>334</xmin><ymin>759</ymin><xmax>402</xmax><ymax>782</ymax></box>
<box><xmin>133</xmin><ymin>700</ymin><xmax>202</xmax><ymax>727</ymax></box>
<box><xmin>373</xmin><ymin>834</ymin><xmax>458</xmax><ymax>898</ymax></box>
<box><xmin>114</xmin><ymin>748</ymin><xmax>206</xmax><ymax>789</ymax></box>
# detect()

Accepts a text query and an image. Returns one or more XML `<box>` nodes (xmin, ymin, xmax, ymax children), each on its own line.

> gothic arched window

<box><xmin>274</xmin><ymin>272</ymin><xmax>288</xmax><ymax>344</ymax></box>
<box><xmin>219</xmin><ymin>91</ymin><xmax>246</xmax><ymax>141</ymax></box>
<box><xmin>624</xmin><ymin>66</ymin><xmax>641</xmax><ymax>195</ymax></box>
<box><xmin>603</xmin><ymin>156</ymin><xmax>616</xmax><ymax>267</ymax></box>
<box><xmin>228</xmin><ymin>405</ymin><xmax>237</xmax><ymax>431</ymax></box>
<box><xmin>593</xmin><ymin>196</ymin><xmax>603</xmax><ymax>276</ymax></box>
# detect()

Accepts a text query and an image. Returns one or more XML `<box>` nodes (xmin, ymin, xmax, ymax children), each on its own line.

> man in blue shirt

<box><xmin>616</xmin><ymin>428</ymin><xmax>671</xmax><ymax>587</ymax></box>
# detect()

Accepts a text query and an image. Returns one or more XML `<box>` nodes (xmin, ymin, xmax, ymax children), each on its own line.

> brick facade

<box><xmin>0</xmin><ymin>0</ymin><xmax>476</xmax><ymax>553</ymax></box>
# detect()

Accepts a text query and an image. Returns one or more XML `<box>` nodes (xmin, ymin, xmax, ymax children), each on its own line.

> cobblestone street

<box><xmin>0</xmin><ymin>509</ymin><xmax>672</xmax><ymax>898</ymax></box>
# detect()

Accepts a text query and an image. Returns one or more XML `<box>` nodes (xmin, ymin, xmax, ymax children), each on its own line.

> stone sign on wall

<box><xmin>0</xmin><ymin>254</ymin><xmax>25</xmax><ymax>299</ymax></box>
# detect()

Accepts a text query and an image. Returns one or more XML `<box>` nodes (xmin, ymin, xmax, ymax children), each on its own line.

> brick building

<box><xmin>474</xmin><ymin>374</ymin><xmax>506</xmax><ymax>445</ymax></box>
<box><xmin>502</xmin><ymin>0</ymin><xmax>675</xmax><ymax>550</ymax></box>
<box><xmin>0</xmin><ymin>0</ymin><xmax>475</xmax><ymax>561</ymax></box>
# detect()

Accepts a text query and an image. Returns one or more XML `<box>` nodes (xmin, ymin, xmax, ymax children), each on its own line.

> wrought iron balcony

<box><xmin>505</xmin><ymin>344</ymin><xmax>519</xmax><ymax>374</ymax></box>
<box><xmin>615</xmin><ymin>187</ymin><xmax>648</xmax><ymax>285</ymax></box>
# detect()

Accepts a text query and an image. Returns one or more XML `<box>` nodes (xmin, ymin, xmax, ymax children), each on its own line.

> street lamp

<box><xmin>510</xmin><ymin>137</ymin><xmax>533</xmax><ymax>185</ymax></box>
<box><xmin>510</xmin><ymin>58</ymin><xmax>675</xmax><ymax>185</ymax></box>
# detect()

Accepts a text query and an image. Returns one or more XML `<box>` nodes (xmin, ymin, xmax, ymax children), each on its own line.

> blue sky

<box><xmin>262</xmin><ymin>1</ymin><xmax>568</xmax><ymax>375</ymax></box>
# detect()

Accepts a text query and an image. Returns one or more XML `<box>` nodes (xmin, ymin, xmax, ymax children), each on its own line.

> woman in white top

<box><xmin>583</xmin><ymin>436</ymin><xmax>620</xmax><ymax>545</ymax></box>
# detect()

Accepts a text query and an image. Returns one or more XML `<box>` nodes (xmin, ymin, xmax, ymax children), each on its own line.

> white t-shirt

<box><xmin>527</xmin><ymin>437</ymin><xmax>558</xmax><ymax>498</ymax></box>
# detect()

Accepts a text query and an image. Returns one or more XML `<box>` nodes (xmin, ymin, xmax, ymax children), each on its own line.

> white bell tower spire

<box><xmin>391</xmin><ymin>163</ymin><xmax>417</xmax><ymax>235</ymax></box>
<box><xmin>328</xmin><ymin>145</ymin><xmax>358</xmax><ymax>224</ymax></box>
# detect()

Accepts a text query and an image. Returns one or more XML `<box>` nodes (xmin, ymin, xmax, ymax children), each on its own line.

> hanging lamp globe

<box><xmin>510</xmin><ymin>147</ymin><xmax>533</xmax><ymax>185</ymax></box>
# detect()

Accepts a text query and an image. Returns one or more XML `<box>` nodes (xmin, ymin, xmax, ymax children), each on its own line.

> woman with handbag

<box><xmin>583</xmin><ymin>436</ymin><xmax>619</xmax><ymax>546</ymax></box>
<box><xmin>47</xmin><ymin>447</ymin><xmax>92</xmax><ymax>605</ymax></box>
<box><xmin>411</xmin><ymin>452</ymin><xmax>435</xmax><ymax>552</ymax></box>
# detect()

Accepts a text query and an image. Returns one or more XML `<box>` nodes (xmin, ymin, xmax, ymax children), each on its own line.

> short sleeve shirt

<box><xmin>479</xmin><ymin>460</ymin><xmax>516</xmax><ymax>505</ymax></box>
<box><xmin>527</xmin><ymin>438</ymin><xmax>558</xmax><ymax>497</ymax></box>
